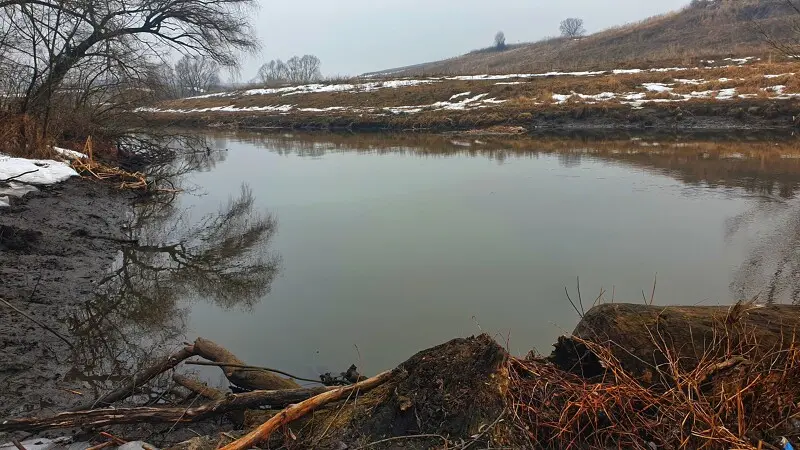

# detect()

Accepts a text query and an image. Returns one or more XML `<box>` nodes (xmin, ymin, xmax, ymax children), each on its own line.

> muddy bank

<box><xmin>139</xmin><ymin>98</ymin><xmax>800</xmax><ymax>133</ymax></box>
<box><xmin>0</xmin><ymin>178</ymin><xmax>133</xmax><ymax>418</ymax></box>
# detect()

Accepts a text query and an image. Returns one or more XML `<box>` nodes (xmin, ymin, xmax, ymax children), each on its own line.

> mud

<box><xmin>0</xmin><ymin>178</ymin><xmax>133</xmax><ymax>418</ymax></box>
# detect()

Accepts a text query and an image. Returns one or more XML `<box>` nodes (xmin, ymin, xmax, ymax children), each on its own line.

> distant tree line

<box><xmin>257</xmin><ymin>55</ymin><xmax>322</xmax><ymax>85</ymax></box>
<box><xmin>157</xmin><ymin>56</ymin><xmax>222</xmax><ymax>99</ymax></box>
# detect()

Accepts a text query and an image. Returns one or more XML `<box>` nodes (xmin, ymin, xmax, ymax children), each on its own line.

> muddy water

<box><xmin>127</xmin><ymin>133</ymin><xmax>800</xmax><ymax>383</ymax></box>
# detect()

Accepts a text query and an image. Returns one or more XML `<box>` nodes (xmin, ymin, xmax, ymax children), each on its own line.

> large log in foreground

<box><xmin>0</xmin><ymin>386</ymin><xmax>333</xmax><ymax>433</ymax></box>
<box><xmin>550</xmin><ymin>303</ymin><xmax>800</xmax><ymax>382</ymax></box>
<box><xmin>193</xmin><ymin>338</ymin><xmax>300</xmax><ymax>391</ymax></box>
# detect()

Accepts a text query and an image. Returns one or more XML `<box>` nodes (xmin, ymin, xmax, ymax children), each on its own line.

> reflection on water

<box><xmin>71</xmin><ymin>131</ymin><xmax>800</xmax><ymax>389</ymax></box>
<box><xmin>65</xmin><ymin>138</ymin><xmax>280</xmax><ymax>398</ymax></box>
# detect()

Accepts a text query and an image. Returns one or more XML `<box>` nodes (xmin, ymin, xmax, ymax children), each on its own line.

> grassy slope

<box><xmin>365</xmin><ymin>0</ymin><xmax>796</xmax><ymax>77</ymax></box>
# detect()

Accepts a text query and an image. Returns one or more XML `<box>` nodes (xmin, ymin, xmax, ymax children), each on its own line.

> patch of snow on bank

<box><xmin>431</xmin><ymin>93</ymin><xmax>490</xmax><ymax>110</ymax></box>
<box><xmin>724</xmin><ymin>57</ymin><xmax>757</xmax><ymax>65</ymax></box>
<box><xmin>495</xmin><ymin>81</ymin><xmax>524</xmax><ymax>85</ymax></box>
<box><xmin>187</xmin><ymin>79</ymin><xmax>438</xmax><ymax>100</ymax></box>
<box><xmin>765</xmin><ymin>73</ymin><xmax>795</xmax><ymax>79</ymax></box>
<box><xmin>715</xmin><ymin>88</ymin><xmax>737</xmax><ymax>99</ymax></box>
<box><xmin>552</xmin><ymin>94</ymin><xmax>572</xmax><ymax>104</ymax></box>
<box><xmin>613</xmin><ymin>69</ymin><xmax>643</xmax><ymax>74</ymax></box>
<box><xmin>642</xmin><ymin>83</ymin><xmax>674</xmax><ymax>92</ymax></box>
<box><xmin>0</xmin><ymin>155</ymin><xmax>77</xmax><ymax>185</ymax></box>
<box><xmin>675</xmin><ymin>79</ymin><xmax>705</xmax><ymax>85</ymax></box>
<box><xmin>450</xmin><ymin>92</ymin><xmax>472</xmax><ymax>100</ymax></box>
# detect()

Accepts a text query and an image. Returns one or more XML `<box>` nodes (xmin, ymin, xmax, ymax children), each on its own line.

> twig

<box><xmin>650</xmin><ymin>273</ymin><xmax>657</xmax><ymax>306</ymax></box>
<box><xmin>576</xmin><ymin>276</ymin><xmax>585</xmax><ymax>316</ymax></box>
<box><xmin>185</xmin><ymin>360</ymin><xmax>323</xmax><ymax>385</ymax></box>
<box><xmin>0</xmin><ymin>169</ymin><xmax>39</xmax><ymax>183</ymax></box>
<box><xmin>564</xmin><ymin>287</ymin><xmax>583</xmax><ymax>319</ymax></box>
<box><xmin>0</xmin><ymin>297</ymin><xmax>74</xmax><ymax>349</ymax></box>
<box><xmin>458</xmin><ymin>409</ymin><xmax>506</xmax><ymax>450</ymax></box>
<box><xmin>352</xmin><ymin>434</ymin><xmax>449</xmax><ymax>450</ymax></box>
<box><xmin>11</xmin><ymin>439</ymin><xmax>27</xmax><ymax>450</ymax></box>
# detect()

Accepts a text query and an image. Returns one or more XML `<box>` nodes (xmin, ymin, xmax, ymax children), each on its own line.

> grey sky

<box><xmin>244</xmin><ymin>0</ymin><xmax>689</xmax><ymax>79</ymax></box>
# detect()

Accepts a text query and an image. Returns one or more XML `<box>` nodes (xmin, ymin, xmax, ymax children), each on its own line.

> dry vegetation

<box><xmin>140</xmin><ymin>62</ymin><xmax>800</xmax><ymax>132</ymax></box>
<box><xmin>368</xmin><ymin>0</ymin><xmax>797</xmax><ymax>77</ymax></box>
<box><xmin>157</xmin><ymin>62</ymin><xmax>793</xmax><ymax>109</ymax></box>
<box><xmin>509</xmin><ymin>325</ymin><xmax>800</xmax><ymax>449</ymax></box>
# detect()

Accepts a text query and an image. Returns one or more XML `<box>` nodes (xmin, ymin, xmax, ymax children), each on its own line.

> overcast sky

<box><xmin>241</xmin><ymin>0</ymin><xmax>689</xmax><ymax>79</ymax></box>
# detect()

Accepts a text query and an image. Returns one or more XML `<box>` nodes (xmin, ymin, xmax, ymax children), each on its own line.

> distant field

<box><xmin>140</xmin><ymin>59</ymin><xmax>800</xmax><ymax>121</ymax></box>
<box><xmin>364</xmin><ymin>0</ymin><xmax>796</xmax><ymax>77</ymax></box>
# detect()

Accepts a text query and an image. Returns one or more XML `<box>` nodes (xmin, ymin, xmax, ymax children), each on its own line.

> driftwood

<box><xmin>550</xmin><ymin>303</ymin><xmax>800</xmax><ymax>382</ymax></box>
<box><xmin>186</xmin><ymin>361</ymin><xmax>322</xmax><ymax>385</ymax></box>
<box><xmin>192</xmin><ymin>337</ymin><xmax>300</xmax><ymax>390</ymax></box>
<box><xmin>173</xmin><ymin>374</ymin><xmax>225</xmax><ymax>400</ymax></box>
<box><xmin>70</xmin><ymin>346</ymin><xmax>195</xmax><ymax>411</ymax></box>
<box><xmin>1</xmin><ymin>386</ymin><xmax>334</xmax><ymax>432</ymax></box>
<box><xmin>220</xmin><ymin>370</ymin><xmax>394</xmax><ymax>450</ymax></box>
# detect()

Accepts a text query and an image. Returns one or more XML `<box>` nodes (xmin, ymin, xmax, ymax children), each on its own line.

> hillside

<box><xmin>366</xmin><ymin>0</ymin><xmax>797</xmax><ymax>77</ymax></box>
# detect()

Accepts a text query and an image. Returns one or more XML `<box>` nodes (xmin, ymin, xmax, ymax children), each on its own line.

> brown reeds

<box><xmin>507</xmin><ymin>308</ymin><xmax>800</xmax><ymax>449</ymax></box>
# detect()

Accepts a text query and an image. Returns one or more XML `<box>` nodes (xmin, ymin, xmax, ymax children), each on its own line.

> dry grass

<box><xmin>368</xmin><ymin>0</ymin><xmax>797</xmax><ymax>77</ymax></box>
<box><xmin>507</xmin><ymin>309</ymin><xmax>800</xmax><ymax>449</ymax></box>
<box><xmin>0</xmin><ymin>114</ymin><xmax>54</xmax><ymax>158</ymax></box>
<box><xmin>153</xmin><ymin>61</ymin><xmax>800</xmax><ymax>116</ymax></box>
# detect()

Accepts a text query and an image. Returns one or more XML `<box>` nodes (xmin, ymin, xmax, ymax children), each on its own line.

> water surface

<box><xmin>125</xmin><ymin>133</ymin><xmax>800</xmax><ymax>381</ymax></box>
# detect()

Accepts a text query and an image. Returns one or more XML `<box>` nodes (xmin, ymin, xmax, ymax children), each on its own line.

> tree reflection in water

<box><xmin>64</xmin><ymin>140</ymin><xmax>280</xmax><ymax>400</ymax></box>
<box><xmin>729</xmin><ymin>197</ymin><xmax>800</xmax><ymax>305</ymax></box>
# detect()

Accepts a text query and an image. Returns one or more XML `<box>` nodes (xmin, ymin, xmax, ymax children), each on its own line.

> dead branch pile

<box><xmin>507</xmin><ymin>303</ymin><xmax>800</xmax><ymax>450</ymax></box>
<box><xmin>69</xmin><ymin>139</ymin><xmax>146</xmax><ymax>189</ymax></box>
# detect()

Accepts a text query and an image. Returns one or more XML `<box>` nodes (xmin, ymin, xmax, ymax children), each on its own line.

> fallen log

<box><xmin>550</xmin><ymin>303</ymin><xmax>800</xmax><ymax>383</ymax></box>
<box><xmin>172</xmin><ymin>374</ymin><xmax>225</xmax><ymax>400</ymax></box>
<box><xmin>192</xmin><ymin>338</ymin><xmax>300</xmax><ymax>391</ymax></box>
<box><xmin>220</xmin><ymin>370</ymin><xmax>393</xmax><ymax>450</ymax></box>
<box><xmin>70</xmin><ymin>345</ymin><xmax>195</xmax><ymax>411</ymax></box>
<box><xmin>1</xmin><ymin>386</ymin><xmax>333</xmax><ymax>432</ymax></box>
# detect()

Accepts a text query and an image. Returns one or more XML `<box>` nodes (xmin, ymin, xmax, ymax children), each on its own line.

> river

<box><xmin>107</xmin><ymin>132</ymin><xmax>800</xmax><ymax>384</ymax></box>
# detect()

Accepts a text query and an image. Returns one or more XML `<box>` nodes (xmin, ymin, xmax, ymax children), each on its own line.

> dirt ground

<box><xmin>0</xmin><ymin>178</ymin><xmax>133</xmax><ymax>419</ymax></box>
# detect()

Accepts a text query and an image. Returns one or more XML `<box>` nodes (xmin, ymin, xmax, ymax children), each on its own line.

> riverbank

<box><xmin>138</xmin><ymin>59</ymin><xmax>800</xmax><ymax>132</ymax></box>
<box><xmin>0</xmin><ymin>177</ymin><xmax>134</xmax><ymax>418</ymax></box>
<box><xmin>4</xmin><ymin>302</ymin><xmax>800</xmax><ymax>450</ymax></box>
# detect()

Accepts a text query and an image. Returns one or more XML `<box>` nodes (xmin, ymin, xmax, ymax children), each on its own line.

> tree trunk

<box><xmin>192</xmin><ymin>338</ymin><xmax>300</xmax><ymax>390</ymax></box>
<box><xmin>0</xmin><ymin>386</ymin><xmax>333</xmax><ymax>433</ymax></box>
<box><xmin>550</xmin><ymin>303</ymin><xmax>800</xmax><ymax>382</ymax></box>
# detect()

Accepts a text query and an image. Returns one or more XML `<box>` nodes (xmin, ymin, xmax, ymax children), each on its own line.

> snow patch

<box><xmin>449</xmin><ymin>92</ymin><xmax>472</xmax><ymax>100</ymax></box>
<box><xmin>724</xmin><ymin>57</ymin><xmax>757</xmax><ymax>65</ymax></box>
<box><xmin>674</xmin><ymin>79</ymin><xmax>705</xmax><ymax>85</ymax></box>
<box><xmin>0</xmin><ymin>155</ymin><xmax>78</xmax><ymax>186</ymax></box>
<box><xmin>642</xmin><ymin>83</ymin><xmax>674</xmax><ymax>92</ymax></box>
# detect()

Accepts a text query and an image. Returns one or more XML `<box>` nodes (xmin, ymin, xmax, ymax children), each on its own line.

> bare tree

<box><xmin>0</xmin><ymin>0</ymin><xmax>258</xmax><ymax>117</ymax></box>
<box><xmin>494</xmin><ymin>31</ymin><xmax>506</xmax><ymax>50</ymax></box>
<box><xmin>756</xmin><ymin>0</ymin><xmax>800</xmax><ymax>58</ymax></box>
<box><xmin>256</xmin><ymin>54</ymin><xmax>321</xmax><ymax>85</ymax></box>
<box><xmin>174</xmin><ymin>55</ymin><xmax>220</xmax><ymax>97</ymax></box>
<box><xmin>560</xmin><ymin>18</ymin><xmax>586</xmax><ymax>38</ymax></box>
